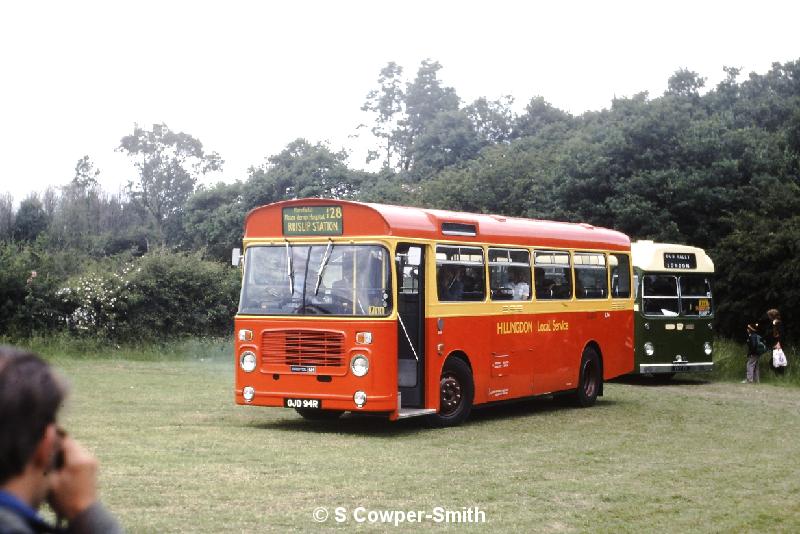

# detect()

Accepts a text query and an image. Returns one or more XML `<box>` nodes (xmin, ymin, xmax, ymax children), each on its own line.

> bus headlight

<box><xmin>704</xmin><ymin>342</ymin><xmax>713</xmax><ymax>356</ymax></box>
<box><xmin>353</xmin><ymin>390</ymin><xmax>367</xmax><ymax>407</ymax></box>
<box><xmin>350</xmin><ymin>354</ymin><xmax>370</xmax><ymax>377</ymax></box>
<box><xmin>240</xmin><ymin>351</ymin><xmax>257</xmax><ymax>373</ymax></box>
<box><xmin>242</xmin><ymin>386</ymin><xmax>255</xmax><ymax>402</ymax></box>
<box><xmin>644</xmin><ymin>342</ymin><xmax>655</xmax><ymax>357</ymax></box>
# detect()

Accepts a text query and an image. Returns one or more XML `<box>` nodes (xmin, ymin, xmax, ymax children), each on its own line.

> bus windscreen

<box><xmin>239</xmin><ymin>244</ymin><xmax>391</xmax><ymax>316</ymax></box>
<box><xmin>642</xmin><ymin>274</ymin><xmax>712</xmax><ymax>317</ymax></box>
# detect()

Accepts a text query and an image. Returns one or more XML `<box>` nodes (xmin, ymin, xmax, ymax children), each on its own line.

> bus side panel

<box><xmin>425</xmin><ymin>314</ymin><xmax>567</xmax><ymax>407</ymax></box>
<box><xmin>423</xmin><ymin>315</ymin><xmax>490</xmax><ymax>409</ymax></box>
<box><xmin>524</xmin><ymin>309</ymin><xmax>633</xmax><ymax>393</ymax></box>
<box><xmin>601</xmin><ymin>310</ymin><xmax>635</xmax><ymax>379</ymax></box>
<box><xmin>423</xmin><ymin>309</ymin><xmax>633</xmax><ymax>409</ymax></box>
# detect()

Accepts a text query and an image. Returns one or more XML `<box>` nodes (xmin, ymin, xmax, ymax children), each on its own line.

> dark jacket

<box><xmin>764</xmin><ymin>319</ymin><xmax>786</xmax><ymax>349</ymax></box>
<box><xmin>0</xmin><ymin>501</ymin><xmax>122</xmax><ymax>534</ymax></box>
<box><xmin>746</xmin><ymin>332</ymin><xmax>761</xmax><ymax>357</ymax></box>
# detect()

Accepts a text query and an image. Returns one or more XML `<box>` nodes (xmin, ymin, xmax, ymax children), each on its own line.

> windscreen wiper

<box><xmin>314</xmin><ymin>240</ymin><xmax>333</xmax><ymax>296</ymax></box>
<box><xmin>285</xmin><ymin>241</ymin><xmax>294</xmax><ymax>295</ymax></box>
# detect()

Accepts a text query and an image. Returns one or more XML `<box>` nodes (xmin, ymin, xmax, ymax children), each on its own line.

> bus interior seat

<box><xmin>491</xmin><ymin>287</ymin><xmax>513</xmax><ymax>300</ymax></box>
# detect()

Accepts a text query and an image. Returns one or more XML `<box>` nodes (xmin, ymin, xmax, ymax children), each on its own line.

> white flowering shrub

<box><xmin>11</xmin><ymin>248</ymin><xmax>240</xmax><ymax>342</ymax></box>
<box><xmin>57</xmin><ymin>264</ymin><xmax>135</xmax><ymax>337</ymax></box>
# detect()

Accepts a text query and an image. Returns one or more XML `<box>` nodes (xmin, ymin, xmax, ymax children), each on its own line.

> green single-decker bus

<box><xmin>631</xmin><ymin>241</ymin><xmax>714</xmax><ymax>377</ymax></box>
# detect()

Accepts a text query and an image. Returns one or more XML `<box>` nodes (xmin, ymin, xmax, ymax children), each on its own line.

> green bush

<box><xmin>0</xmin><ymin>242</ymin><xmax>88</xmax><ymax>337</ymax></box>
<box><xmin>0</xmin><ymin>242</ymin><xmax>32</xmax><ymax>336</ymax></box>
<box><xmin>122</xmin><ymin>250</ymin><xmax>240</xmax><ymax>340</ymax></box>
<box><xmin>1</xmin><ymin>245</ymin><xmax>240</xmax><ymax>344</ymax></box>
<box><xmin>711</xmin><ymin>337</ymin><xmax>799</xmax><ymax>386</ymax></box>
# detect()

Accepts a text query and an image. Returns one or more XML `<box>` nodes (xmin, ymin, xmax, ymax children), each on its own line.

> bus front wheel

<box><xmin>426</xmin><ymin>357</ymin><xmax>474</xmax><ymax>427</ymax></box>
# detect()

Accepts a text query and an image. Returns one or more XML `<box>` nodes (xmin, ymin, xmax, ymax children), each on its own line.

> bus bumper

<box><xmin>235</xmin><ymin>386</ymin><xmax>397</xmax><ymax>413</ymax></box>
<box><xmin>639</xmin><ymin>362</ymin><xmax>713</xmax><ymax>373</ymax></box>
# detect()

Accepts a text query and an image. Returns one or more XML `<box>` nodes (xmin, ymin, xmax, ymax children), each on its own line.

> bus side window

<box><xmin>488</xmin><ymin>248</ymin><xmax>531</xmax><ymax>301</ymax></box>
<box><xmin>609</xmin><ymin>253</ymin><xmax>631</xmax><ymax>298</ymax></box>
<box><xmin>574</xmin><ymin>253</ymin><xmax>608</xmax><ymax>299</ymax></box>
<box><xmin>436</xmin><ymin>245</ymin><xmax>485</xmax><ymax>302</ymax></box>
<box><xmin>534</xmin><ymin>251</ymin><xmax>572</xmax><ymax>300</ymax></box>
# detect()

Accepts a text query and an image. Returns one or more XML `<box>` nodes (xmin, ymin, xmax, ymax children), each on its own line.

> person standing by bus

<box><xmin>765</xmin><ymin>308</ymin><xmax>788</xmax><ymax>373</ymax></box>
<box><xmin>744</xmin><ymin>323</ymin><xmax>763</xmax><ymax>383</ymax></box>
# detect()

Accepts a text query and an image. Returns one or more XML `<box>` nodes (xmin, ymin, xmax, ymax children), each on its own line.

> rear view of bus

<box><xmin>631</xmin><ymin>241</ymin><xmax>714</xmax><ymax>377</ymax></box>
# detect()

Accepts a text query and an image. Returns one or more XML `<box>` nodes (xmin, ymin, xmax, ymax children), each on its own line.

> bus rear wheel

<box><xmin>426</xmin><ymin>357</ymin><xmax>474</xmax><ymax>427</ymax></box>
<box><xmin>295</xmin><ymin>408</ymin><xmax>344</xmax><ymax>420</ymax></box>
<box><xmin>571</xmin><ymin>347</ymin><xmax>602</xmax><ymax>407</ymax></box>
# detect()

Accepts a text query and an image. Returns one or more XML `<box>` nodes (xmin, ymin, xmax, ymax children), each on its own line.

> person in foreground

<box><xmin>0</xmin><ymin>346</ymin><xmax>122</xmax><ymax>534</ymax></box>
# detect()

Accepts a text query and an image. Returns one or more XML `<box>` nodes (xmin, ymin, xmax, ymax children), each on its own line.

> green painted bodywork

<box><xmin>632</xmin><ymin>268</ymin><xmax>714</xmax><ymax>375</ymax></box>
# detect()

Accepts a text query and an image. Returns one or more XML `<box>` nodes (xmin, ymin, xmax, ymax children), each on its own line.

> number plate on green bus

<box><xmin>282</xmin><ymin>206</ymin><xmax>343</xmax><ymax>236</ymax></box>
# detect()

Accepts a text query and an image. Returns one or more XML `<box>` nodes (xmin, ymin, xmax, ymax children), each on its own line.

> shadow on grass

<box><xmin>247</xmin><ymin>395</ymin><xmax>625</xmax><ymax>436</ymax></box>
<box><xmin>249</xmin><ymin>414</ymin><xmax>428</xmax><ymax>437</ymax></box>
<box><xmin>612</xmin><ymin>375</ymin><xmax>711</xmax><ymax>387</ymax></box>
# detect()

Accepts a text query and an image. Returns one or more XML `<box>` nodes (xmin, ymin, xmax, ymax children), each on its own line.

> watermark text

<box><xmin>312</xmin><ymin>506</ymin><xmax>486</xmax><ymax>526</ymax></box>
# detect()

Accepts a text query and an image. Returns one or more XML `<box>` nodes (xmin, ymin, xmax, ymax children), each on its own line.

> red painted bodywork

<box><xmin>234</xmin><ymin>199</ymin><xmax>634</xmax><ymax>419</ymax></box>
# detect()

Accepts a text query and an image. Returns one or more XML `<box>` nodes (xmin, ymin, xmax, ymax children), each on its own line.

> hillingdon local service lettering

<box><xmin>496</xmin><ymin>319</ymin><xmax>570</xmax><ymax>335</ymax></box>
<box><xmin>497</xmin><ymin>321</ymin><xmax>533</xmax><ymax>335</ymax></box>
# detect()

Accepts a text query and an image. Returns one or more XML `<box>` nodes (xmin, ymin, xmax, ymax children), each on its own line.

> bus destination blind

<box><xmin>282</xmin><ymin>206</ymin><xmax>343</xmax><ymax>236</ymax></box>
<box><xmin>663</xmin><ymin>252</ymin><xmax>696</xmax><ymax>269</ymax></box>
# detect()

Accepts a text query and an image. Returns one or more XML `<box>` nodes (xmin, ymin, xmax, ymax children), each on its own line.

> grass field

<box><xmin>30</xmin><ymin>340</ymin><xmax>800</xmax><ymax>532</ymax></box>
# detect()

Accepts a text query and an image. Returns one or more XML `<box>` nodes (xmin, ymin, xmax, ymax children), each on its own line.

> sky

<box><xmin>1</xmin><ymin>0</ymin><xmax>798</xmax><ymax>205</ymax></box>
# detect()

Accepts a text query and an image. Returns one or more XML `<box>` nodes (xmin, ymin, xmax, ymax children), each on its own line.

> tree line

<box><xmin>1</xmin><ymin>58</ymin><xmax>798</xmax><ymax>341</ymax></box>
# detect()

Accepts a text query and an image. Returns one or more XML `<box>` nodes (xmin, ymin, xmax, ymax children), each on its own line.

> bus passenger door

<box><xmin>396</xmin><ymin>244</ymin><xmax>425</xmax><ymax>408</ymax></box>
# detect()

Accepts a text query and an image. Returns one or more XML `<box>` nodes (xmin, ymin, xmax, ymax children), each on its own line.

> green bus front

<box><xmin>633</xmin><ymin>270</ymin><xmax>714</xmax><ymax>375</ymax></box>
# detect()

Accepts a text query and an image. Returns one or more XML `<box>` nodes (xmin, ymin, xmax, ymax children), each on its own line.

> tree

<box><xmin>73</xmin><ymin>155</ymin><xmax>101</xmax><ymax>190</ymax></box>
<box><xmin>13</xmin><ymin>195</ymin><xmax>49</xmax><ymax>242</ymax></box>
<box><xmin>361</xmin><ymin>62</ymin><xmax>406</xmax><ymax>168</ymax></box>
<box><xmin>50</xmin><ymin>156</ymin><xmax>105</xmax><ymax>251</ymax></box>
<box><xmin>409</xmin><ymin>110</ymin><xmax>482</xmax><ymax>176</ymax></box>
<box><xmin>183</xmin><ymin>182</ymin><xmax>246</xmax><ymax>261</ymax></box>
<box><xmin>514</xmin><ymin>96</ymin><xmax>574</xmax><ymax>138</ymax></box>
<box><xmin>400</xmin><ymin>59</ymin><xmax>460</xmax><ymax>172</ymax></box>
<box><xmin>119</xmin><ymin>123</ymin><xmax>223</xmax><ymax>248</ymax></box>
<box><xmin>0</xmin><ymin>193</ymin><xmax>13</xmax><ymax>241</ymax></box>
<box><xmin>465</xmin><ymin>96</ymin><xmax>515</xmax><ymax>144</ymax></box>
<box><xmin>243</xmin><ymin>139</ymin><xmax>359</xmax><ymax>209</ymax></box>
<box><xmin>665</xmin><ymin>68</ymin><xmax>706</xmax><ymax>97</ymax></box>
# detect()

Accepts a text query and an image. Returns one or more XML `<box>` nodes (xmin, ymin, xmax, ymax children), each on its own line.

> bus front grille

<box><xmin>261</xmin><ymin>329</ymin><xmax>345</xmax><ymax>368</ymax></box>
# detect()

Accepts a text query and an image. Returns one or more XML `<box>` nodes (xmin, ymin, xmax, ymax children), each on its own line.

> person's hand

<box><xmin>47</xmin><ymin>435</ymin><xmax>99</xmax><ymax>521</ymax></box>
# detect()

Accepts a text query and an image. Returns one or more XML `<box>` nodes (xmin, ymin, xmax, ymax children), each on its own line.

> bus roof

<box><xmin>631</xmin><ymin>240</ymin><xmax>714</xmax><ymax>273</ymax></box>
<box><xmin>244</xmin><ymin>198</ymin><xmax>630</xmax><ymax>251</ymax></box>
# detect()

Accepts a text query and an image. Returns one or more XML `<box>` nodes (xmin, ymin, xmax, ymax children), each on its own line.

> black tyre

<box><xmin>571</xmin><ymin>347</ymin><xmax>602</xmax><ymax>407</ymax></box>
<box><xmin>426</xmin><ymin>357</ymin><xmax>474</xmax><ymax>427</ymax></box>
<box><xmin>295</xmin><ymin>408</ymin><xmax>344</xmax><ymax>420</ymax></box>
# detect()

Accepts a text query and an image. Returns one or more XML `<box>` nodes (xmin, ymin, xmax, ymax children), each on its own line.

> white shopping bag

<box><xmin>772</xmin><ymin>348</ymin><xmax>788</xmax><ymax>367</ymax></box>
